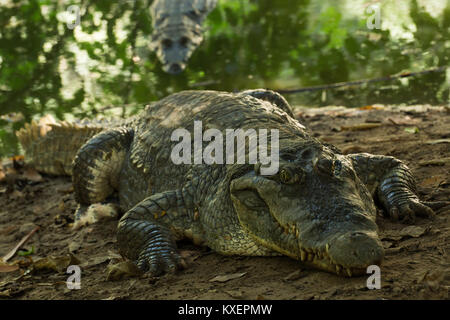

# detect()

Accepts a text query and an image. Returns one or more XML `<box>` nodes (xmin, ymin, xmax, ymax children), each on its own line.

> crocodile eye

<box><xmin>279</xmin><ymin>168</ymin><xmax>304</xmax><ymax>184</ymax></box>
<box><xmin>162</xmin><ymin>39</ymin><xmax>173</xmax><ymax>49</ymax></box>
<box><xmin>279</xmin><ymin>169</ymin><xmax>291</xmax><ymax>184</ymax></box>
<box><xmin>180</xmin><ymin>36</ymin><xmax>189</xmax><ymax>48</ymax></box>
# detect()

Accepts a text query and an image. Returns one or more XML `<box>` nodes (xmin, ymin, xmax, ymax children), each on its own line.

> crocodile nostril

<box><xmin>168</xmin><ymin>63</ymin><xmax>182</xmax><ymax>74</ymax></box>
<box><xmin>316</xmin><ymin>157</ymin><xmax>334</xmax><ymax>176</ymax></box>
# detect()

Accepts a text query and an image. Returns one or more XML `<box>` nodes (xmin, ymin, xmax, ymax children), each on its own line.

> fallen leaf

<box><xmin>33</xmin><ymin>254</ymin><xmax>80</xmax><ymax>273</ymax></box>
<box><xmin>399</xmin><ymin>226</ymin><xmax>427</xmax><ymax>238</ymax></box>
<box><xmin>81</xmin><ymin>255</ymin><xmax>111</xmax><ymax>268</ymax></box>
<box><xmin>382</xmin><ymin>241</ymin><xmax>393</xmax><ymax>249</ymax></box>
<box><xmin>424</xmin><ymin>139</ymin><xmax>450</xmax><ymax>145</ymax></box>
<box><xmin>418</xmin><ymin>158</ymin><xmax>449</xmax><ymax>166</ymax></box>
<box><xmin>341</xmin><ymin>145</ymin><xmax>364</xmax><ymax>154</ymax></box>
<box><xmin>404</xmin><ymin>127</ymin><xmax>419</xmax><ymax>134</ymax></box>
<box><xmin>387</xmin><ymin>116</ymin><xmax>419</xmax><ymax>125</ymax></box>
<box><xmin>107</xmin><ymin>250</ymin><xmax>122</xmax><ymax>260</ymax></box>
<box><xmin>106</xmin><ymin>261</ymin><xmax>141</xmax><ymax>281</ymax></box>
<box><xmin>179</xmin><ymin>250</ymin><xmax>202</xmax><ymax>264</ymax></box>
<box><xmin>283</xmin><ymin>270</ymin><xmax>304</xmax><ymax>281</ymax></box>
<box><xmin>22</xmin><ymin>168</ymin><xmax>43</xmax><ymax>182</ymax></box>
<box><xmin>58</xmin><ymin>184</ymin><xmax>74</xmax><ymax>194</ymax></box>
<box><xmin>341</xmin><ymin>123</ymin><xmax>383</xmax><ymax>131</ymax></box>
<box><xmin>420</xmin><ymin>176</ymin><xmax>444</xmax><ymax>188</ymax></box>
<box><xmin>209</xmin><ymin>272</ymin><xmax>246</xmax><ymax>283</ymax></box>
<box><xmin>381</xmin><ymin>233</ymin><xmax>402</xmax><ymax>241</ymax></box>
<box><xmin>102</xmin><ymin>294</ymin><xmax>130</xmax><ymax>300</ymax></box>
<box><xmin>0</xmin><ymin>261</ymin><xmax>19</xmax><ymax>273</ymax></box>
<box><xmin>225</xmin><ymin>289</ymin><xmax>247</xmax><ymax>299</ymax></box>
<box><xmin>10</xmin><ymin>190</ymin><xmax>24</xmax><ymax>199</ymax></box>
<box><xmin>68</xmin><ymin>241</ymin><xmax>81</xmax><ymax>253</ymax></box>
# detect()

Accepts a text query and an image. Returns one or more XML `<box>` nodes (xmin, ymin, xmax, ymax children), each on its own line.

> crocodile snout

<box><xmin>329</xmin><ymin>231</ymin><xmax>384</xmax><ymax>271</ymax></box>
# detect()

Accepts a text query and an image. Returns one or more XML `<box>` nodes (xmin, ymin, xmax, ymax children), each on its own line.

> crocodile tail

<box><xmin>16</xmin><ymin>115</ymin><xmax>107</xmax><ymax>176</ymax></box>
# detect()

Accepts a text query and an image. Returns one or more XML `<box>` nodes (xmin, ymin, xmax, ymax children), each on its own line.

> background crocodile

<box><xmin>150</xmin><ymin>0</ymin><xmax>218</xmax><ymax>74</ymax></box>
<box><xmin>16</xmin><ymin>89</ymin><xmax>442</xmax><ymax>277</ymax></box>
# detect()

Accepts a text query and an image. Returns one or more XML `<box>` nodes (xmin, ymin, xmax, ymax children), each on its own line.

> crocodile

<box><xmin>149</xmin><ymin>0</ymin><xmax>218</xmax><ymax>74</ymax></box>
<box><xmin>16</xmin><ymin>89</ymin><xmax>442</xmax><ymax>277</ymax></box>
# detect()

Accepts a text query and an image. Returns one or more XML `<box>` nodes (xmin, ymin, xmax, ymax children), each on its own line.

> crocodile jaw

<box><xmin>230</xmin><ymin>173</ymin><xmax>384</xmax><ymax>277</ymax></box>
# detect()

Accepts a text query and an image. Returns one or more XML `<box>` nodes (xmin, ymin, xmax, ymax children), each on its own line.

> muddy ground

<box><xmin>0</xmin><ymin>104</ymin><xmax>449</xmax><ymax>300</ymax></box>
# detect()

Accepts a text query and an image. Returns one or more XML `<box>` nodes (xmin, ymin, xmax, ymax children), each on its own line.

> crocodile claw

<box><xmin>136</xmin><ymin>247</ymin><xmax>185</xmax><ymax>276</ymax></box>
<box><xmin>388</xmin><ymin>199</ymin><xmax>435</xmax><ymax>224</ymax></box>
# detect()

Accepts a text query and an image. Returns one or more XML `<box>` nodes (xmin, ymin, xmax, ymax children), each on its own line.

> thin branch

<box><xmin>274</xmin><ymin>66</ymin><xmax>447</xmax><ymax>95</ymax></box>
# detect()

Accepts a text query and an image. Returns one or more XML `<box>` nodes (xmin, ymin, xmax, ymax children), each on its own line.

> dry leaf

<box><xmin>209</xmin><ymin>272</ymin><xmax>246</xmax><ymax>283</ymax></box>
<box><xmin>22</xmin><ymin>168</ymin><xmax>43</xmax><ymax>182</ymax></box>
<box><xmin>418</xmin><ymin>158</ymin><xmax>449</xmax><ymax>166</ymax></box>
<box><xmin>225</xmin><ymin>289</ymin><xmax>247</xmax><ymax>299</ymax></box>
<box><xmin>81</xmin><ymin>255</ymin><xmax>111</xmax><ymax>268</ymax></box>
<box><xmin>381</xmin><ymin>232</ymin><xmax>402</xmax><ymax>241</ymax></box>
<box><xmin>283</xmin><ymin>270</ymin><xmax>304</xmax><ymax>281</ymax></box>
<box><xmin>424</xmin><ymin>139</ymin><xmax>450</xmax><ymax>145</ymax></box>
<box><xmin>420</xmin><ymin>176</ymin><xmax>444</xmax><ymax>188</ymax></box>
<box><xmin>382</xmin><ymin>241</ymin><xmax>393</xmax><ymax>249</ymax></box>
<box><xmin>399</xmin><ymin>226</ymin><xmax>426</xmax><ymax>238</ymax></box>
<box><xmin>387</xmin><ymin>116</ymin><xmax>419</xmax><ymax>125</ymax></box>
<box><xmin>33</xmin><ymin>254</ymin><xmax>80</xmax><ymax>273</ymax></box>
<box><xmin>106</xmin><ymin>261</ymin><xmax>141</xmax><ymax>281</ymax></box>
<box><xmin>179</xmin><ymin>250</ymin><xmax>202</xmax><ymax>264</ymax></box>
<box><xmin>10</xmin><ymin>190</ymin><xmax>24</xmax><ymax>199</ymax></box>
<box><xmin>341</xmin><ymin>123</ymin><xmax>382</xmax><ymax>131</ymax></box>
<box><xmin>0</xmin><ymin>261</ymin><xmax>19</xmax><ymax>273</ymax></box>
<box><xmin>68</xmin><ymin>241</ymin><xmax>81</xmax><ymax>253</ymax></box>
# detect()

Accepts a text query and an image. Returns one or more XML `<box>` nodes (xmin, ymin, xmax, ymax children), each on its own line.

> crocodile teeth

<box><xmin>300</xmin><ymin>250</ymin><xmax>306</xmax><ymax>261</ymax></box>
<box><xmin>307</xmin><ymin>253</ymin><xmax>314</xmax><ymax>261</ymax></box>
<box><xmin>325</xmin><ymin>243</ymin><xmax>329</xmax><ymax>253</ymax></box>
<box><xmin>346</xmin><ymin>268</ymin><xmax>352</xmax><ymax>277</ymax></box>
<box><xmin>336</xmin><ymin>265</ymin><xmax>341</xmax><ymax>274</ymax></box>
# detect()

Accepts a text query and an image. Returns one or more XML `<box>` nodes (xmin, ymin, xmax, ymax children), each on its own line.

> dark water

<box><xmin>0</xmin><ymin>0</ymin><xmax>448</xmax><ymax>157</ymax></box>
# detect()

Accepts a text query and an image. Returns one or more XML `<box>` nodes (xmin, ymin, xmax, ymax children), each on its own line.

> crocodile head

<box><xmin>150</xmin><ymin>17</ymin><xmax>204</xmax><ymax>75</ymax></box>
<box><xmin>230</xmin><ymin>142</ymin><xmax>384</xmax><ymax>276</ymax></box>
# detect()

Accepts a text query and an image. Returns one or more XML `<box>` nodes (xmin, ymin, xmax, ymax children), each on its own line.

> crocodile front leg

<box><xmin>348</xmin><ymin>153</ymin><xmax>445</xmax><ymax>222</ymax></box>
<box><xmin>117</xmin><ymin>186</ymin><xmax>199</xmax><ymax>275</ymax></box>
<box><xmin>239</xmin><ymin>89</ymin><xmax>294</xmax><ymax>117</ymax></box>
<box><xmin>72</xmin><ymin>127</ymin><xmax>134</xmax><ymax>220</ymax></box>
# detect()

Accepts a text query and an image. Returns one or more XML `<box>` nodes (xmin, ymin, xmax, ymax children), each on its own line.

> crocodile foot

<box><xmin>388</xmin><ymin>199</ymin><xmax>445</xmax><ymax>223</ymax></box>
<box><xmin>389</xmin><ymin>199</ymin><xmax>435</xmax><ymax>223</ymax></box>
<box><xmin>136</xmin><ymin>243</ymin><xmax>185</xmax><ymax>276</ymax></box>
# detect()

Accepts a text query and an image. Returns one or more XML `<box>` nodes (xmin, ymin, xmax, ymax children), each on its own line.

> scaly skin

<box><xmin>17</xmin><ymin>89</ymin><xmax>445</xmax><ymax>277</ymax></box>
<box><xmin>150</xmin><ymin>0</ymin><xmax>218</xmax><ymax>74</ymax></box>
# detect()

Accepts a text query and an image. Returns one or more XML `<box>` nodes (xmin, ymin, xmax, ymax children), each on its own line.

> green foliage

<box><xmin>0</xmin><ymin>0</ymin><xmax>448</xmax><ymax>157</ymax></box>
